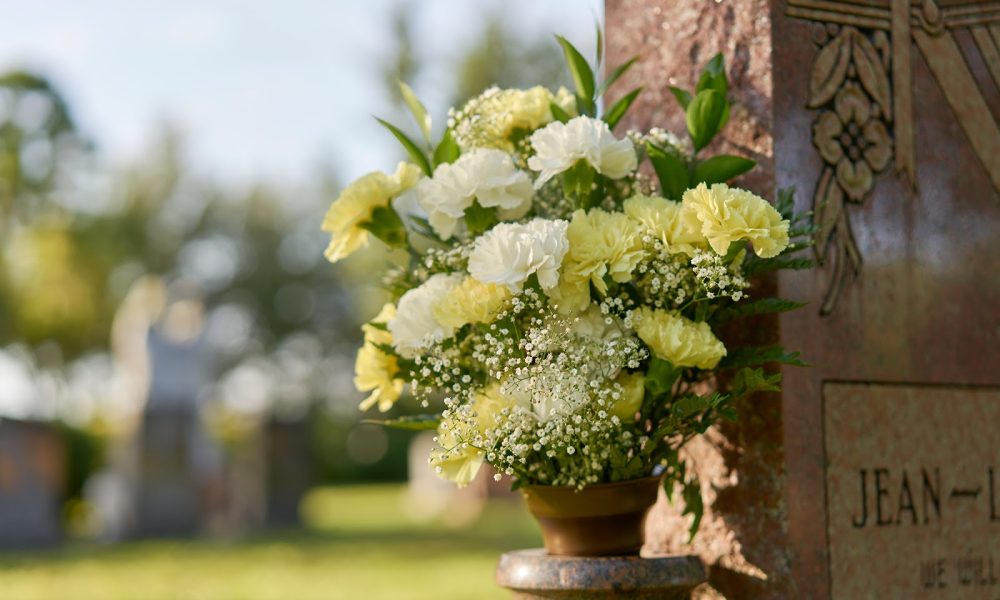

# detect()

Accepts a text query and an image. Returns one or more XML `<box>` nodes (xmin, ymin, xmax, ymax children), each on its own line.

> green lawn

<box><xmin>0</xmin><ymin>484</ymin><xmax>541</xmax><ymax>600</ymax></box>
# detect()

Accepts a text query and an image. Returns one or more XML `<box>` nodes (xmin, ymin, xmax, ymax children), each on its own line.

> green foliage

<box><xmin>596</xmin><ymin>56</ymin><xmax>638</xmax><ymax>96</ymax></box>
<box><xmin>685</xmin><ymin>90</ymin><xmax>727</xmax><ymax>152</ymax></box>
<box><xmin>714</xmin><ymin>298</ymin><xmax>808</xmax><ymax>322</ymax></box>
<box><xmin>398</xmin><ymin>81</ymin><xmax>431</xmax><ymax>142</ymax></box>
<box><xmin>719</xmin><ymin>345</ymin><xmax>808</xmax><ymax>369</ymax></box>
<box><xmin>433</xmin><ymin>129</ymin><xmax>460</xmax><ymax>167</ymax></box>
<box><xmin>730</xmin><ymin>367</ymin><xmax>782</xmax><ymax>398</ymax></box>
<box><xmin>602</xmin><ymin>87</ymin><xmax>643</xmax><ymax>130</ymax></box>
<box><xmin>681</xmin><ymin>475</ymin><xmax>704</xmax><ymax>541</ymax></box>
<box><xmin>668</xmin><ymin>86</ymin><xmax>692</xmax><ymax>110</ymax></box>
<box><xmin>646</xmin><ymin>143</ymin><xmax>689</xmax><ymax>201</ymax></box>
<box><xmin>696</xmin><ymin>54</ymin><xmax>728</xmax><ymax>98</ymax></box>
<box><xmin>464</xmin><ymin>201</ymin><xmax>498</xmax><ymax>236</ymax></box>
<box><xmin>691</xmin><ymin>155</ymin><xmax>756</xmax><ymax>185</ymax></box>
<box><xmin>645</xmin><ymin>357</ymin><xmax>681</xmax><ymax>397</ymax></box>
<box><xmin>375</xmin><ymin>117</ymin><xmax>432</xmax><ymax>176</ymax></box>
<box><xmin>360</xmin><ymin>205</ymin><xmax>408</xmax><ymax>250</ymax></box>
<box><xmin>561</xmin><ymin>159</ymin><xmax>596</xmax><ymax>208</ymax></box>
<box><xmin>743</xmin><ymin>255</ymin><xmax>815</xmax><ymax>276</ymax></box>
<box><xmin>362</xmin><ymin>414</ymin><xmax>441</xmax><ymax>431</ymax></box>
<box><xmin>549</xmin><ymin>101</ymin><xmax>571</xmax><ymax>123</ymax></box>
<box><xmin>555</xmin><ymin>35</ymin><xmax>596</xmax><ymax>116</ymax></box>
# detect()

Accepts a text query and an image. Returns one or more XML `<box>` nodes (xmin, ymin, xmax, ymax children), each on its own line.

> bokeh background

<box><xmin>0</xmin><ymin>2</ymin><xmax>600</xmax><ymax>598</ymax></box>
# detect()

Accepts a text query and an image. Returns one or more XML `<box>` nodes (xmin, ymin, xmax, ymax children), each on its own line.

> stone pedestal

<box><xmin>495</xmin><ymin>549</ymin><xmax>706</xmax><ymax>599</ymax></box>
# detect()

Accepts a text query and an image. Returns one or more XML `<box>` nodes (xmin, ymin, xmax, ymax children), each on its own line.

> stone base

<box><xmin>495</xmin><ymin>549</ymin><xmax>706</xmax><ymax>599</ymax></box>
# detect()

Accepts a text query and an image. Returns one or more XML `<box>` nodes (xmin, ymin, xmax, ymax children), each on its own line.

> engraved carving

<box><xmin>788</xmin><ymin>0</ymin><xmax>1000</xmax><ymax>315</ymax></box>
<box><xmin>807</xmin><ymin>25</ymin><xmax>894</xmax><ymax>314</ymax></box>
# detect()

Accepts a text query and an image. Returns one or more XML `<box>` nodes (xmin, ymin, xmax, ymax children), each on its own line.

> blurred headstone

<box><xmin>264</xmin><ymin>418</ymin><xmax>312</xmax><ymax>527</ymax></box>
<box><xmin>135</xmin><ymin>325</ymin><xmax>218</xmax><ymax>537</ymax></box>
<box><xmin>0</xmin><ymin>418</ymin><xmax>65</xmax><ymax>548</ymax></box>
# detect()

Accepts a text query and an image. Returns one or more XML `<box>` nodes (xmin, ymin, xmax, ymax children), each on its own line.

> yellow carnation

<box><xmin>322</xmin><ymin>162</ymin><xmax>420</xmax><ymax>262</ymax></box>
<box><xmin>429</xmin><ymin>423</ymin><xmax>484</xmax><ymax>487</ymax></box>
<box><xmin>508</xmin><ymin>86</ymin><xmax>557</xmax><ymax>131</ymax></box>
<box><xmin>354</xmin><ymin>304</ymin><xmax>404</xmax><ymax>412</ymax></box>
<box><xmin>632</xmin><ymin>306</ymin><xmax>727</xmax><ymax>369</ymax></box>
<box><xmin>429</xmin><ymin>384</ymin><xmax>514</xmax><ymax>487</ymax></box>
<box><xmin>453</xmin><ymin>86</ymin><xmax>576</xmax><ymax>151</ymax></box>
<box><xmin>471</xmin><ymin>383</ymin><xmax>516</xmax><ymax>434</ymax></box>
<box><xmin>431</xmin><ymin>277</ymin><xmax>512</xmax><ymax>329</ymax></box>
<box><xmin>552</xmin><ymin>208</ymin><xmax>646</xmax><ymax>314</ymax></box>
<box><xmin>681</xmin><ymin>183</ymin><xmax>790</xmax><ymax>258</ymax></box>
<box><xmin>611</xmin><ymin>371</ymin><xmax>646</xmax><ymax>421</ymax></box>
<box><xmin>623</xmin><ymin>194</ymin><xmax>706</xmax><ymax>256</ymax></box>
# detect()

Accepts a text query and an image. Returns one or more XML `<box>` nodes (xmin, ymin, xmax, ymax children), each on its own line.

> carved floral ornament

<box><xmin>789</xmin><ymin>0</ymin><xmax>1000</xmax><ymax>314</ymax></box>
<box><xmin>808</xmin><ymin>25</ymin><xmax>894</xmax><ymax>314</ymax></box>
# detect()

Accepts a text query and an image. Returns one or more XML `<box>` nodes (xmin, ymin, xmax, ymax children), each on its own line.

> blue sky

<box><xmin>2</xmin><ymin>0</ymin><xmax>600</xmax><ymax>186</ymax></box>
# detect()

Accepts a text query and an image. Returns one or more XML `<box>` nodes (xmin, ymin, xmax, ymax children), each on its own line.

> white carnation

<box><xmin>389</xmin><ymin>273</ymin><xmax>463</xmax><ymax>356</ymax></box>
<box><xmin>527</xmin><ymin>115</ymin><xmax>638</xmax><ymax>188</ymax></box>
<box><xmin>416</xmin><ymin>148</ymin><xmax>533</xmax><ymax>239</ymax></box>
<box><xmin>468</xmin><ymin>218</ymin><xmax>569</xmax><ymax>292</ymax></box>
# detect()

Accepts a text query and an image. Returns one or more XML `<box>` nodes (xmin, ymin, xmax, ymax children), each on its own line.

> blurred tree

<box><xmin>0</xmin><ymin>71</ymin><xmax>88</xmax><ymax>223</ymax></box>
<box><xmin>451</xmin><ymin>17</ymin><xmax>570</xmax><ymax>106</ymax></box>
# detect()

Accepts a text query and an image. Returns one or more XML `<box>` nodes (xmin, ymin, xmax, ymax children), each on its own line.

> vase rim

<box><xmin>521</xmin><ymin>474</ymin><xmax>662</xmax><ymax>492</ymax></box>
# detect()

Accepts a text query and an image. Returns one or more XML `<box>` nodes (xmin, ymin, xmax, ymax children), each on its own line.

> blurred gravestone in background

<box><xmin>0</xmin><ymin>418</ymin><xmax>64</xmax><ymax>548</ymax></box>
<box><xmin>264</xmin><ymin>418</ymin><xmax>311</xmax><ymax>527</ymax></box>
<box><xmin>135</xmin><ymin>296</ymin><xmax>218</xmax><ymax>537</ymax></box>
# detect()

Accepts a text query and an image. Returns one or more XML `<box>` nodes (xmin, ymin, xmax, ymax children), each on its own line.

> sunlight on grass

<box><xmin>0</xmin><ymin>484</ymin><xmax>541</xmax><ymax>600</ymax></box>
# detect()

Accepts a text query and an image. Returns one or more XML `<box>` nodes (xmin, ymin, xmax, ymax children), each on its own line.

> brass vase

<box><xmin>521</xmin><ymin>475</ymin><xmax>662</xmax><ymax>556</ymax></box>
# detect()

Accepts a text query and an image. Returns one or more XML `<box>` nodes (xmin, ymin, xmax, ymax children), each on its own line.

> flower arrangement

<box><xmin>323</xmin><ymin>36</ymin><xmax>810</xmax><ymax>538</ymax></box>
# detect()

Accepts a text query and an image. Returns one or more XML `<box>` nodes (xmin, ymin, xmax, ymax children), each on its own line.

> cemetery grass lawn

<box><xmin>0</xmin><ymin>483</ymin><xmax>541</xmax><ymax>600</ymax></box>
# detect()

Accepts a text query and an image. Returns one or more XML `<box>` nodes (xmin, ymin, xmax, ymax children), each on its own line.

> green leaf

<box><xmin>555</xmin><ymin>35</ymin><xmax>596</xmax><ymax>115</ymax></box>
<box><xmin>775</xmin><ymin>186</ymin><xmax>796</xmax><ymax>220</ymax></box>
<box><xmin>597</xmin><ymin>56</ymin><xmax>639</xmax><ymax>96</ymax></box>
<box><xmin>672</xmin><ymin>394</ymin><xmax>708</xmax><ymax>419</ymax></box>
<box><xmin>691</xmin><ymin>155</ymin><xmax>756</xmax><ymax>185</ymax></box>
<box><xmin>433</xmin><ymin>129</ymin><xmax>460</xmax><ymax>167</ymax></box>
<box><xmin>719</xmin><ymin>345</ymin><xmax>808</xmax><ymax>369</ymax></box>
<box><xmin>668</xmin><ymin>86</ymin><xmax>692</xmax><ymax>110</ymax></box>
<box><xmin>359</xmin><ymin>205</ymin><xmax>407</xmax><ymax>249</ymax></box>
<box><xmin>398</xmin><ymin>81</ymin><xmax>431</xmax><ymax>142</ymax></box>
<box><xmin>595</xmin><ymin>23</ymin><xmax>604</xmax><ymax>67</ymax></box>
<box><xmin>715</xmin><ymin>298</ymin><xmax>807</xmax><ymax>322</ymax></box>
<box><xmin>646</xmin><ymin>143</ymin><xmax>689</xmax><ymax>201</ymax></box>
<box><xmin>561</xmin><ymin>159</ymin><xmax>596</xmax><ymax>208</ymax></box>
<box><xmin>730</xmin><ymin>367</ymin><xmax>782</xmax><ymax>398</ymax></box>
<box><xmin>464</xmin><ymin>201</ymin><xmax>497</xmax><ymax>236</ymax></box>
<box><xmin>549</xmin><ymin>101</ymin><xmax>571</xmax><ymax>123</ymax></box>
<box><xmin>685</xmin><ymin>89</ymin><xmax>727</xmax><ymax>152</ymax></box>
<box><xmin>696</xmin><ymin>53</ymin><xmax>728</xmax><ymax>97</ymax></box>
<box><xmin>681</xmin><ymin>476</ymin><xmax>704</xmax><ymax>542</ymax></box>
<box><xmin>602</xmin><ymin>87</ymin><xmax>642</xmax><ymax>130</ymax></box>
<box><xmin>362</xmin><ymin>414</ymin><xmax>440</xmax><ymax>431</ymax></box>
<box><xmin>375</xmin><ymin>117</ymin><xmax>432</xmax><ymax>176</ymax></box>
<box><xmin>743</xmin><ymin>255</ymin><xmax>814</xmax><ymax>276</ymax></box>
<box><xmin>645</xmin><ymin>356</ymin><xmax>681</xmax><ymax>397</ymax></box>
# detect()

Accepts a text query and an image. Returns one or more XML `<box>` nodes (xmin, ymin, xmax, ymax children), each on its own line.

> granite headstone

<box><xmin>607</xmin><ymin>0</ymin><xmax>1000</xmax><ymax>597</ymax></box>
<box><xmin>0</xmin><ymin>419</ymin><xmax>64</xmax><ymax>548</ymax></box>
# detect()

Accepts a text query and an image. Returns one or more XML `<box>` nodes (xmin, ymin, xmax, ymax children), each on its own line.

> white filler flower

<box><xmin>416</xmin><ymin>148</ymin><xmax>533</xmax><ymax>239</ymax></box>
<box><xmin>389</xmin><ymin>273</ymin><xmax>463</xmax><ymax>356</ymax></box>
<box><xmin>468</xmin><ymin>218</ymin><xmax>569</xmax><ymax>292</ymax></box>
<box><xmin>527</xmin><ymin>116</ymin><xmax>637</xmax><ymax>188</ymax></box>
